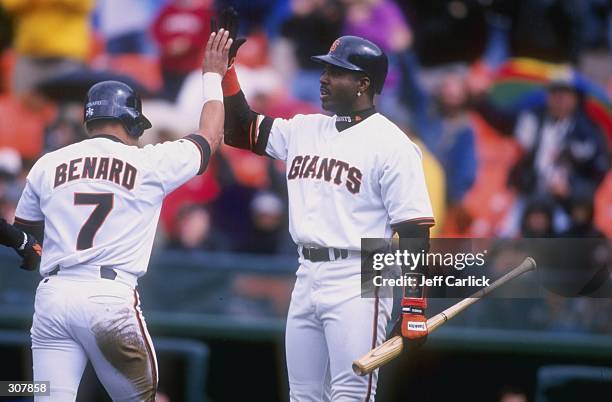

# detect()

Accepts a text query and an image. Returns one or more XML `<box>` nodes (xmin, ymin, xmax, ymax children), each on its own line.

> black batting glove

<box><xmin>211</xmin><ymin>7</ymin><xmax>246</xmax><ymax>66</ymax></box>
<box><xmin>16</xmin><ymin>232</ymin><xmax>42</xmax><ymax>271</ymax></box>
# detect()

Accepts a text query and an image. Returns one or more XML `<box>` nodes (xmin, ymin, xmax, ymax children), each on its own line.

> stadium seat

<box><xmin>461</xmin><ymin>113</ymin><xmax>521</xmax><ymax>237</ymax></box>
<box><xmin>594</xmin><ymin>172</ymin><xmax>612</xmax><ymax>237</ymax></box>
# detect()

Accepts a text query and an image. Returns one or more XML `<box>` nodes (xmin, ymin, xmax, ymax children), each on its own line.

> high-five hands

<box><xmin>202</xmin><ymin>29</ymin><xmax>233</xmax><ymax>76</ymax></box>
<box><xmin>211</xmin><ymin>7</ymin><xmax>246</xmax><ymax>67</ymax></box>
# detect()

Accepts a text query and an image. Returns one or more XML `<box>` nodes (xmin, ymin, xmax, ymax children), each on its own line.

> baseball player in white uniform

<box><xmin>13</xmin><ymin>29</ymin><xmax>233</xmax><ymax>401</ymax></box>
<box><xmin>218</xmin><ymin>10</ymin><xmax>435</xmax><ymax>401</ymax></box>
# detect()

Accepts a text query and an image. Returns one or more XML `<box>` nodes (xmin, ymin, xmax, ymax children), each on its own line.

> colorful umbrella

<box><xmin>488</xmin><ymin>58</ymin><xmax>611</xmax><ymax>141</ymax></box>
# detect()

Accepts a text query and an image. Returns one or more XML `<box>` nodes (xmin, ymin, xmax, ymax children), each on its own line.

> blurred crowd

<box><xmin>0</xmin><ymin>0</ymin><xmax>610</xmax><ymax>253</ymax></box>
<box><xmin>0</xmin><ymin>0</ymin><xmax>610</xmax><ymax>333</ymax></box>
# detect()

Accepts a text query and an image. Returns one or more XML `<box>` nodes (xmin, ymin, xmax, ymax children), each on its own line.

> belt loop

<box><xmin>328</xmin><ymin>248</ymin><xmax>335</xmax><ymax>261</ymax></box>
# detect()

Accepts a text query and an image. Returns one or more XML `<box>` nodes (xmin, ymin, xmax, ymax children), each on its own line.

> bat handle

<box><xmin>352</xmin><ymin>336</ymin><xmax>403</xmax><ymax>376</ymax></box>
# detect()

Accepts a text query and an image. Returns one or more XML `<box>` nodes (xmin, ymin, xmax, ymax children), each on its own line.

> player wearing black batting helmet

<box><xmin>219</xmin><ymin>7</ymin><xmax>433</xmax><ymax>400</ymax></box>
<box><xmin>84</xmin><ymin>80</ymin><xmax>152</xmax><ymax>138</ymax></box>
<box><xmin>311</xmin><ymin>35</ymin><xmax>388</xmax><ymax>95</ymax></box>
<box><xmin>14</xmin><ymin>29</ymin><xmax>233</xmax><ymax>400</ymax></box>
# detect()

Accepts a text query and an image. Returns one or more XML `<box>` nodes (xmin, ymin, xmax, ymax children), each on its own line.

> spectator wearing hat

<box><xmin>237</xmin><ymin>191</ymin><xmax>292</xmax><ymax>255</ymax></box>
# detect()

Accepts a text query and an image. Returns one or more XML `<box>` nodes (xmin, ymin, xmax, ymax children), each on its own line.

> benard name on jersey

<box><xmin>54</xmin><ymin>156</ymin><xmax>137</xmax><ymax>190</ymax></box>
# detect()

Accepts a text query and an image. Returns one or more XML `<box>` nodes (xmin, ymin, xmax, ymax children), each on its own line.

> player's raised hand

<box><xmin>211</xmin><ymin>7</ymin><xmax>246</xmax><ymax>67</ymax></box>
<box><xmin>202</xmin><ymin>29</ymin><xmax>232</xmax><ymax>76</ymax></box>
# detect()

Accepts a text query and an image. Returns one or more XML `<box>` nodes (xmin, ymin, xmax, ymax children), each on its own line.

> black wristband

<box><xmin>0</xmin><ymin>219</ymin><xmax>25</xmax><ymax>249</ymax></box>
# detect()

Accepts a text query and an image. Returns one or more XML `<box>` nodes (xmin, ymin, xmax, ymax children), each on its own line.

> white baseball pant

<box><xmin>285</xmin><ymin>256</ymin><xmax>392</xmax><ymax>401</ymax></box>
<box><xmin>31</xmin><ymin>267</ymin><xmax>157</xmax><ymax>401</ymax></box>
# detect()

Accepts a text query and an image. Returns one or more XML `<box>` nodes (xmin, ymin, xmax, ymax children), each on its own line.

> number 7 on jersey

<box><xmin>74</xmin><ymin>193</ymin><xmax>114</xmax><ymax>250</ymax></box>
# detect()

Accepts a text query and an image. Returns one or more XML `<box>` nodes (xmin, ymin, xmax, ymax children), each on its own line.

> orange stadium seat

<box><xmin>459</xmin><ymin>113</ymin><xmax>521</xmax><ymax>237</ymax></box>
<box><xmin>594</xmin><ymin>172</ymin><xmax>612</xmax><ymax>237</ymax></box>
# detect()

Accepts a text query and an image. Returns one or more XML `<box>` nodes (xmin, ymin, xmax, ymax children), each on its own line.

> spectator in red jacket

<box><xmin>152</xmin><ymin>0</ymin><xmax>215</xmax><ymax>101</ymax></box>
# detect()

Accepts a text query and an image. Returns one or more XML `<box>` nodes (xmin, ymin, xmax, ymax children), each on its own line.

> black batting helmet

<box><xmin>311</xmin><ymin>36</ymin><xmax>388</xmax><ymax>94</ymax></box>
<box><xmin>84</xmin><ymin>80</ymin><xmax>152</xmax><ymax>138</ymax></box>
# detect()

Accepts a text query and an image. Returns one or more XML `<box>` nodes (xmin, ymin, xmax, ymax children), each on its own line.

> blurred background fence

<box><xmin>2</xmin><ymin>247</ymin><xmax>611</xmax><ymax>401</ymax></box>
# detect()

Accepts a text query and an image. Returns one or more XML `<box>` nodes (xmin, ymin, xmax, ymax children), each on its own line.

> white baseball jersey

<box><xmin>15</xmin><ymin>134</ymin><xmax>210</xmax><ymax>277</ymax></box>
<box><xmin>263</xmin><ymin>112</ymin><xmax>434</xmax><ymax>249</ymax></box>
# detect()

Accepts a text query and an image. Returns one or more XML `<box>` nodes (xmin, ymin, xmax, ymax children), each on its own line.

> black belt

<box><xmin>301</xmin><ymin>247</ymin><xmax>350</xmax><ymax>262</ymax></box>
<box><xmin>47</xmin><ymin>265</ymin><xmax>118</xmax><ymax>280</ymax></box>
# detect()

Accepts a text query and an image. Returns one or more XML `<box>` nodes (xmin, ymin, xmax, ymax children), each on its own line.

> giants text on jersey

<box><xmin>262</xmin><ymin>113</ymin><xmax>434</xmax><ymax>250</ymax></box>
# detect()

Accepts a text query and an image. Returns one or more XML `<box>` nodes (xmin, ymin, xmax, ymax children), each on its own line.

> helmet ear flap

<box><xmin>120</xmin><ymin>109</ymin><xmax>145</xmax><ymax>138</ymax></box>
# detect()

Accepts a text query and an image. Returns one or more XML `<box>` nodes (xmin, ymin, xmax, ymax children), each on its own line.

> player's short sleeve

<box><xmin>15</xmin><ymin>165</ymin><xmax>44</xmax><ymax>222</ymax></box>
<box><xmin>262</xmin><ymin>116</ymin><xmax>300</xmax><ymax>161</ymax></box>
<box><xmin>380</xmin><ymin>138</ymin><xmax>435</xmax><ymax>228</ymax></box>
<box><xmin>142</xmin><ymin>135</ymin><xmax>211</xmax><ymax>194</ymax></box>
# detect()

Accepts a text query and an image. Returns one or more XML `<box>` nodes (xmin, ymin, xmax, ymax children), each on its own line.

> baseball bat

<box><xmin>352</xmin><ymin>256</ymin><xmax>537</xmax><ymax>376</ymax></box>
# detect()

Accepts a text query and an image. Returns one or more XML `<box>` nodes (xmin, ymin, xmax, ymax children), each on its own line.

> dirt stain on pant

<box><xmin>92</xmin><ymin>307</ymin><xmax>156</xmax><ymax>400</ymax></box>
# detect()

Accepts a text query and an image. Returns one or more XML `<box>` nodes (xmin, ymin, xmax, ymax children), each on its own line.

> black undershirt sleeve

<box><xmin>392</xmin><ymin>220</ymin><xmax>432</xmax><ymax>299</ymax></box>
<box><xmin>224</xmin><ymin>90</ymin><xmax>274</xmax><ymax>157</ymax></box>
<box><xmin>253</xmin><ymin>116</ymin><xmax>274</xmax><ymax>156</ymax></box>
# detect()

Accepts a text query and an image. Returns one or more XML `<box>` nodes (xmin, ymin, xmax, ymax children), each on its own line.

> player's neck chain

<box><xmin>335</xmin><ymin>107</ymin><xmax>376</xmax><ymax>132</ymax></box>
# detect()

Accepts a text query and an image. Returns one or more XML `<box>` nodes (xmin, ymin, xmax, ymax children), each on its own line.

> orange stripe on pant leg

<box><xmin>364</xmin><ymin>290</ymin><xmax>380</xmax><ymax>402</ymax></box>
<box><xmin>133</xmin><ymin>290</ymin><xmax>158</xmax><ymax>401</ymax></box>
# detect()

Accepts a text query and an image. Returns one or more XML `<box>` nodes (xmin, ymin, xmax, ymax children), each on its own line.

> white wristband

<box><xmin>202</xmin><ymin>72</ymin><xmax>223</xmax><ymax>104</ymax></box>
